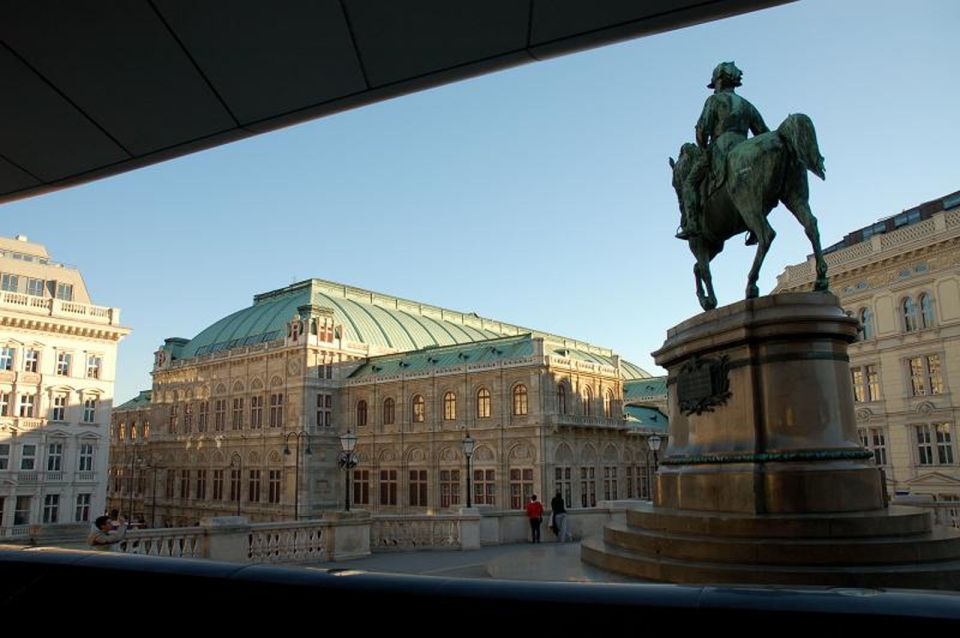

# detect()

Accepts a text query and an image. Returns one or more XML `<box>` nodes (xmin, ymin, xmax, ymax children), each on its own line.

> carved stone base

<box><xmin>652</xmin><ymin>292</ymin><xmax>884</xmax><ymax>514</ymax></box>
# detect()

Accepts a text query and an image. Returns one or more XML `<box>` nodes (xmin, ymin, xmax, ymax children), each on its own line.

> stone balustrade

<box><xmin>0</xmin><ymin>291</ymin><xmax>121</xmax><ymax>326</ymax></box>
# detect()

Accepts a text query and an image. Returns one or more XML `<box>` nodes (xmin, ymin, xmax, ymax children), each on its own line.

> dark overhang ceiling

<box><xmin>0</xmin><ymin>0</ymin><xmax>790</xmax><ymax>204</ymax></box>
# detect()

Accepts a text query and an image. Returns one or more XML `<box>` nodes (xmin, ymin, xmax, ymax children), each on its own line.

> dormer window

<box><xmin>56</xmin><ymin>282</ymin><xmax>73</xmax><ymax>301</ymax></box>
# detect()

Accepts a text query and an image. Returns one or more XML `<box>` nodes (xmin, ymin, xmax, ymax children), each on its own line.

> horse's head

<box><xmin>669</xmin><ymin>143</ymin><xmax>700</xmax><ymax>192</ymax></box>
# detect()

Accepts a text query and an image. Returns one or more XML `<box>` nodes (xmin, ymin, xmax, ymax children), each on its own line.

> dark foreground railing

<box><xmin>2</xmin><ymin>546</ymin><xmax>960</xmax><ymax>629</ymax></box>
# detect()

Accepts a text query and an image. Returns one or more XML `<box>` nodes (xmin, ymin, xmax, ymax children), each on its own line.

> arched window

<box><xmin>584</xmin><ymin>387</ymin><xmax>593</xmax><ymax>416</ymax></box>
<box><xmin>443</xmin><ymin>392</ymin><xmax>456</xmax><ymax>420</ymax></box>
<box><xmin>356</xmin><ymin>400</ymin><xmax>367</xmax><ymax>427</ymax></box>
<box><xmin>557</xmin><ymin>383</ymin><xmax>567</xmax><ymax>415</ymax></box>
<box><xmin>383</xmin><ymin>398</ymin><xmax>395</xmax><ymax>425</ymax></box>
<box><xmin>604</xmin><ymin>390</ymin><xmax>614</xmax><ymax>418</ymax></box>
<box><xmin>513</xmin><ymin>384</ymin><xmax>528</xmax><ymax>416</ymax></box>
<box><xmin>412</xmin><ymin>395</ymin><xmax>425</xmax><ymax>422</ymax></box>
<box><xmin>477</xmin><ymin>388</ymin><xmax>491</xmax><ymax>419</ymax></box>
<box><xmin>903</xmin><ymin>297</ymin><xmax>918</xmax><ymax>332</ymax></box>
<box><xmin>859</xmin><ymin>307</ymin><xmax>875</xmax><ymax>340</ymax></box>
<box><xmin>920</xmin><ymin>293</ymin><xmax>936</xmax><ymax>329</ymax></box>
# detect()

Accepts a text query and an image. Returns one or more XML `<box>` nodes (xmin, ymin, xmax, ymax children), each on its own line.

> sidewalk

<box><xmin>313</xmin><ymin>541</ymin><xmax>633</xmax><ymax>582</ymax></box>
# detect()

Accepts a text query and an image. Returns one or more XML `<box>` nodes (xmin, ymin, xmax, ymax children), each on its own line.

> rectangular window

<box><xmin>0</xmin><ymin>392</ymin><xmax>10</xmax><ymax>416</ymax></box>
<box><xmin>75</xmin><ymin>494</ymin><xmax>91</xmax><ymax>522</ymax></box>
<box><xmin>86</xmin><ymin>355</ymin><xmax>102</xmax><ymax>379</ymax></box>
<box><xmin>0</xmin><ymin>443</ymin><xmax>9</xmax><ymax>470</ymax></box>
<box><xmin>0</xmin><ymin>347</ymin><xmax>14</xmax><ymax>371</ymax></box>
<box><xmin>20</xmin><ymin>444</ymin><xmax>36</xmax><ymax>470</ymax></box>
<box><xmin>213</xmin><ymin>470</ymin><xmax>224</xmax><ymax>501</ymax></box>
<box><xmin>229</xmin><ymin>469</ymin><xmax>241</xmax><ymax>503</ymax></box>
<box><xmin>316</xmin><ymin>393</ymin><xmax>331</xmax><ymax>428</ymax></box>
<box><xmin>857</xmin><ymin>427</ymin><xmax>888</xmax><ymax>466</ymax></box>
<box><xmin>603</xmin><ymin>466</ymin><xmax>618</xmax><ymax>501</ymax></box>
<box><xmin>248</xmin><ymin>469</ymin><xmax>261</xmax><ymax>503</ymax></box>
<box><xmin>928</xmin><ymin>355</ymin><xmax>944</xmax><ymax>395</ymax></box>
<box><xmin>625</xmin><ymin>466</ymin><xmax>634</xmax><ymax>499</ymax></box>
<box><xmin>83</xmin><ymin>398</ymin><xmax>96</xmax><ymax>423</ymax></box>
<box><xmin>183</xmin><ymin>403</ymin><xmax>193</xmax><ymax>433</ymax></box>
<box><xmin>936</xmin><ymin>423</ymin><xmax>954</xmax><ymax>465</ymax></box>
<box><xmin>46</xmin><ymin>442</ymin><xmax>63</xmax><ymax>471</ymax></box>
<box><xmin>409</xmin><ymin>469</ymin><xmax>428</xmax><ymax>507</ymax></box>
<box><xmin>268</xmin><ymin>469</ymin><xmax>282</xmax><ymax>504</ymax></box>
<box><xmin>353</xmin><ymin>469</ymin><xmax>370</xmax><ymax>506</ymax></box>
<box><xmin>52</xmin><ymin>394</ymin><xmax>67</xmax><ymax>421</ymax></box>
<box><xmin>379</xmin><ymin>469</ymin><xmax>398</xmax><ymax>506</ymax></box>
<box><xmin>165</xmin><ymin>470</ymin><xmax>176</xmax><ymax>499</ymax></box>
<box><xmin>214</xmin><ymin>399</ymin><xmax>226</xmax><ymax>431</ymax></box>
<box><xmin>23</xmin><ymin>349</ymin><xmax>38</xmax><ymax>373</ymax></box>
<box><xmin>19</xmin><ymin>394</ymin><xmax>36</xmax><ymax>418</ymax></box>
<box><xmin>510</xmin><ymin>468</ymin><xmax>534</xmax><ymax>510</ymax></box>
<box><xmin>866</xmin><ymin>365</ymin><xmax>881</xmax><ymax>401</ymax></box>
<box><xmin>232</xmin><ymin>397</ymin><xmax>244</xmax><ymax>430</ymax></box>
<box><xmin>580</xmin><ymin>467</ymin><xmax>597</xmax><ymax>507</ymax></box>
<box><xmin>1</xmin><ymin>273</ymin><xmax>19</xmax><ymax>292</ymax></box>
<box><xmin>26</xmin><ymin>277</ymin><xmax>44</xmax><ymax>297</ymax></box>
<box><xmin>917</xmin><ymin>425</ymin><xmax>935</xmax><ymax>465</ymax></box>
<box><xmin>474</xmin><ymin>469</ymin><xmax>496</xmax><ymax>506</ymax></box>
<box><xmin>56</xmin><ymin>352</ymin><xmax>71</xmax><ymax>376</ymax></box>
<box><xmin>180</xmin><ymin>469</ymin><xmax>190</xmax><ymax>499</ymax></box>
<box><xmin>269</xmin><ymin>393</ymin><xmax>284</xmax><ymax>428</ymax></box>
<box><xmin>196</xmin><ymin>470</ymin><xmax>207</xmax><ymax>500</ymax></box>
<box><xmin>14</xmin><ymin>496</ymin><xmax>31</xmax><ymax>525</ymax></box>
<box><xmin>56</xmin><ymin>282</ymin><xmax>73</xmax><ymax>301</ymax></box>
<box><xmin>43</xmin><ymin>494</ymin><xmax>59</xmax><ymax>524</ymax></box>
<box><xmin>638</xmin><ymin>464</ymin><xmax>651</xmax><ymax>500</ymax></box>
<box><xmin>909</xmin><ymin>357</ymin><xmax>926</xmax><ymax>396</ymax></box>
<box><xmin>197</xmin><ymin>401</ymin><xmax>208</xmax><ymax>432</ymax></box>
<box><xmin>78</xmin><ymin>443</ymin><xmax>94</xmax><ymax>471</ymax></box>
<box><xmin>250</xmin><ymin>395</ymin><xmax>263</xmax><ymax>429</ymax></box>
<box><xmin>851</xmin><ymin>367</ymin><xmax>865</xmax><ymax>402</ymax></box>
<box><xmin>439</xmin><ymin>469</ymin><xmax>460</xmax><ymax>507</ymax></box>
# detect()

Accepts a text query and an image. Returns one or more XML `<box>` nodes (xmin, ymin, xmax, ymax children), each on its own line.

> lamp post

<box><xmin>461</xmin><ymin>430</ymin><xmax>475</xmax><ymax>508</ymax></box>
<box><xmin>283</xmin><ymin>431</ymin><xmax>312</xmax><ymax>520</ymax></box>
<box><xmin>337</xmin><ymin>430</ymin><xmax>358</xmax><ymax>511</ymax></box>
<box><xmin>230</xmin><ymin>452</ymin><xmax>243</xmax><ymax>517</ymax></box>
<box><xmin>648</xmin><ymin>434</ymin><xmax>662</xmax><ymax>500</ymax></box>
<box><xmin>143</xmin><ymin>459</ymin><xmax>164</xmax><ymax>528</ymax></box>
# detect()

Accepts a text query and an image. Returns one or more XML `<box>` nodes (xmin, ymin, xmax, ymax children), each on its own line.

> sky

<box><xmin>4</xmin><ymin>0</ymin><xmax>958</xmax><ymax>404</ymax></box>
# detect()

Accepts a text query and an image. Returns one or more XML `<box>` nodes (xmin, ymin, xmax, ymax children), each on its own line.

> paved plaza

<box><xmin>313</xmin><ymin>541</ymin><xmax>633</xmax><ymax>582</ymax></box>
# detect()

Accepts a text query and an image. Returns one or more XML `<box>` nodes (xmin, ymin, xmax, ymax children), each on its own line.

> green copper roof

<box><xmin>624</xmin><ymin>405</ymin><xmax>668</xmax><ymax>431</ymax></box>
<box><xmin>624</xmin><ymin>376</ymin><xmax>667</xmax><ymax>401</ymax></box>
<box><xmin>350</xmin><ymin>334</ymin><xmax>536</xmax><ymax>379</ymax></box>
<box><xmin>116</xmin><ymin>390</ymin><xmax>152</xmax><ymax>411</ymax></box>
<box><xmin>170</xmin><ymin>278</ymin><xmax>652</xmax><ymax>379</ymax></box>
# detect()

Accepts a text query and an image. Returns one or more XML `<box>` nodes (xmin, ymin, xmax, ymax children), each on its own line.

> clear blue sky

<box><xmin>6</xmin><ymin>0</ymin><xmax>958</xmax><ymax>403</ymax></box>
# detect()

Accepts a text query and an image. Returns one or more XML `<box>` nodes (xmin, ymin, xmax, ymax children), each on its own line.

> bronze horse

<box><xmin>669</xmin><ymin>114</ymin><xmax>829</xmax><ymax>311</ymax></box>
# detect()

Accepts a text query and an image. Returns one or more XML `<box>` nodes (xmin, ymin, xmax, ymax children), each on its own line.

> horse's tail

<box><xmin>777</xmin><ymin>113</ymin><xmax>825</xmax><ymax>180</ymax></box>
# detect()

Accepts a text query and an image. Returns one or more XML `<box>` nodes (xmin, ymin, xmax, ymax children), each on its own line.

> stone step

<box><xmin>626</xmin><ymin>503</ymin><xmax>933</xmax><ymax>539</ymax></box>
<box><xmin>581</xmin><ymin>536</ymin><xmax>960</xmax><ymax>590</ymax></box>
<box><xmin>604</xmin><ymin>521</ymin><xmax>960</xmax><ymax>566</ymax></box>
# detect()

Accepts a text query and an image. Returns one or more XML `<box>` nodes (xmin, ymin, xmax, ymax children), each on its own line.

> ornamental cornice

<box><xmin>0</xmin><ymin>313</ymin><xmax>130</xmax><ymax>342</ymax></box>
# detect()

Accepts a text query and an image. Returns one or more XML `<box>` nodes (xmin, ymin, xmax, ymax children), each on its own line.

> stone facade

<box><xmin>0</xmin><ymin>235</ymin><xmax>129</xmax><ymax>539</ymax></box>
<box><xmin>109</xmin><ymin>279</ymin><xmax>665</xmax><ymax>526</ymax></box>
<box><xmin>774</xmin><ymin>190</ymin><xmax>960</xmax><ymax>523</ymax></box>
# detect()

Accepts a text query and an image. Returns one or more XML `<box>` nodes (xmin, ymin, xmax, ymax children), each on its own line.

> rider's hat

<box><xmin>707</xmin><ymin>61</ymin><xmax>743</xmax><ymax>89</ymax></box>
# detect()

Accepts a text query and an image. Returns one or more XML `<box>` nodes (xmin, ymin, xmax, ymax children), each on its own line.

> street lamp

<box><xmin>143</xmin><ymin>459</ymin><xmax>164</xmax><ymax>528</ymax></box>
<box><xmin>230</xmin><ymin>452</ymin><xmax>243</xmax><ymax>517</ymax></box>
<box><xmin>337</xmin><ymin>430</ymin><xmax>358</xmax><ymax>511</ymax></box>
<box><xmin>283</xmin><ymin>431</ymin><xmax>312</xmax><ymax>520</ymax></box>
<box><xmin>461</xmin><ymin>430</ymin><xmax>475</xmax><ymax>508</ymax></box>
<box><xmin>648</xmin><ymin>434</ymin><xmax>662</xmax><ymax>470</ymax></box>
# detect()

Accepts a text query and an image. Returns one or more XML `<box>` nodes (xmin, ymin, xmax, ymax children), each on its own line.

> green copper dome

<box><xmin>170</xmin><ymin>278</ymin><xmax>651</xmax><ymax>380</ymax></box>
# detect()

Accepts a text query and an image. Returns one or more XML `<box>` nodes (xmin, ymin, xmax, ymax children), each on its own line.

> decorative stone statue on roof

<box><xmin>669</xmin><ymin>62</ymin><xmax>830</xmax><ymax>310</ymax></box>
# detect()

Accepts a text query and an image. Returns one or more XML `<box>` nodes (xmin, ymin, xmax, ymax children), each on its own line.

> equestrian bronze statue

<box><xmin>670</xmin><ymin>62</ymin><xmax>829</xmax><ymax>311</ymax></box>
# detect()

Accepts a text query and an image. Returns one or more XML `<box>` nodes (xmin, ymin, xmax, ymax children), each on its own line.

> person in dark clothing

<box><xmin>551</xmin><ymin>491</ymin><xmax>571</xmax><ymax>542</ymax></box>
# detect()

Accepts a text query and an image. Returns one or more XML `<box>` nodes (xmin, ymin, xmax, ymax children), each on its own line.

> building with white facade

<box><xmin>0</xmin><ymin>235</ymin><xmax>129</xmax><ymax>540</ymax></box>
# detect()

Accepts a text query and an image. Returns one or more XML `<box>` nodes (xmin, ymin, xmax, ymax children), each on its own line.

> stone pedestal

<box><xmin>582</xmin><ymin>293</ymin><xmax>960</xmax><ymax>589</ymax></box>
<box><xmin>653</xmin><ymin>293</ymin><xmax>884</xmax><ymax>514</ymax></box>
